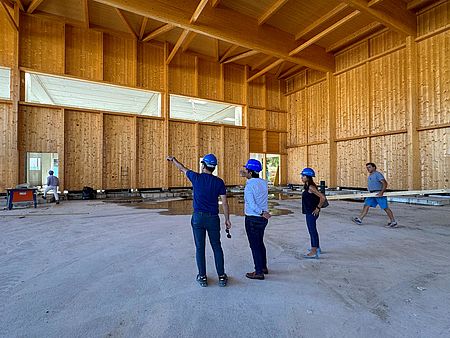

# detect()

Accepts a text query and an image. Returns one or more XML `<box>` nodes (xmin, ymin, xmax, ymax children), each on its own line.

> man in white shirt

<box><xmin>241</xmin><ymin>159</ymin><xmax>271</xmax><ymax>280</ymax></box>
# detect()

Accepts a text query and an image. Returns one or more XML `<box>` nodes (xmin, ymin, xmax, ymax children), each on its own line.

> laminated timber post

<box><xmin>406</xmin><ymin>36</ymin><xmax>421</xmax><ymax>190</ymax></box>
<box><xmin>326</xmin><ymin>72</ymin><xmax>337</xmax><ymax>188</ymax></box>
<box><xmin>243</xmin><ymin>65</ymin><xmax>250</xmax><ymax>160</ymax></box>
<box><xmin>163</xmin><ymin>42</ymin><xmax>170</xmax><ymax>189</ymax></box>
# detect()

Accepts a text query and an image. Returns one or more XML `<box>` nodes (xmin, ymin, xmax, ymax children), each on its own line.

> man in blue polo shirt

<box><xmin>167</xmin><ymin>154</ymin><xmax>231</xmax><ymax>287</ymax></box>
<box><xmin>352</xmin><ymin>162</ymin><xmax>397</xmax><ymax>227</ymax></box>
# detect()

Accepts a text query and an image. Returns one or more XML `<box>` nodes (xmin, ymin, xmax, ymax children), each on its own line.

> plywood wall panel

<box><xmin>417</xmin><ymin>1</ymin><xmax>449</xmax><ymax>36</ymax></box>
<box><xmin>65</xmin><ymin>25</ymin><xmax>103</xmax><ymax>81</ymax></box>
<box><xmin>198</xmin><ymin>124</ymin><xmax>223</xmax><ymax>176</ymax></box>
<box><xmin>223</xmin><ymin>127</ymin><xmax>247</xmax><ymax>185</ymax></box>
<box><xmin>369</xmin><ymin>49</ymin><xmax>407</xmax><ymax>133</ymax></box>
<box><xmin>19</xmin><ymin>14</ymin><xmax>65</xmax><ymax>74</ymax></box>
<box><xmin>419</xmin><ymin>128</ymin><xmax>450</xmax><ymax>189</ymax></box>
<box><xmin>198</xmin><ymin>58</ymin><xmax>221</xmax><ymax>101</ymax></box>
<box><xmin>266</xmin><ymin>75</ymin><xmax>281</xmax><ymax>111</ymax></box>
<box><xmin>137</xmin><ymin>42</ymin><xmax>164</xmax><ymax>92</ymax></box>
<box><xmin>370</xmin><ymin>134</ymin><xmax>408</xmax><ymax>190</ymax></box>
<box><xmin>103</xmin><ymin>34</ymin><xmax>137</xmax><ymax>87</ymax></box>
<box><xmin>307</xmin><ymin>69</ymin><xmax>326</xmax><ymax>84</ymax></box>
<box><xmin>64</xmin><ymin>110</ymin><xmax>102</xmax><ymax>190</ymax></box>
<box><xmin>249</xmin><ymin>129</ymin><xmax>264</xmax><ymax>153</ymax></box>
<box><xmin>335</xmin><ymin>41</ymin><xmax>368</xmax><ymax>72</ymax></box>
<box><xmin>248</xmin><ymin>74</ymin><xmax>265</xmax><ymax>108</ymax></box>
<box><xmin>103</xmin><ymin>114</ymin><xmax>136</xmax><ymax>189</ymax></box>
<box><xmin>308</xmin><ymin>143</ymin><xmax>330</xmax><ymax>183</ymax></box>
<box><xmin>169</xmin><ymin>52</ymin><xmax>196</xmax><ymax>97</ymax></box>
<box><xmin>18</xmin><ymin>105</ymin><xmax>64</xmax><ymax>187</ymax></box>
<box><xmin>287</xmin><ymin>89</ymin><xmax>307</xmax><ymax>145</ymax></box>
<box><xmin>223</xmin><ymin>64</ymin><xmax>245</xmax><ymax>104</ymax></box>
<box><xmin>418</xmin><ymin>31</ymin><xmax>450</xmax><ymax>127</ymax></box>
<box><xmin>287</xmin><ymin>146</ymin><xmax>307</xmax><ymax>184</ymax></box>
<box><xmin>335</xmin><ymin>65</ymin><xmax>369</xmax><ymax>139</ymax></box>
<box><xmin>369</xmin><ymin>30</ymin><xmax>405</xmax><ymax>56</ymax></box>
<box><xmin>336</xmin><ymin>139</ymin><xmax>368</xmax><ymax>187</ymax></box>
<box><xmin>307</xmin><ymin>81</ymin><xmax>328</xmax><ymax>143</ymax></box>
<box><xmin>248</xmin><ymin>107</ymin><xmax>265</xmax><ymax>129</ymax></box>
<box><xmin>286</xmin><ymin>70</ymin><xmax>306</xmax><ymax>94</ymax></box>
<box><xmin>0</xmin><ymin>9</ymin><xmax>15</xmax><ymax>68</ymax></box>
<box><xmin>0</xmin><ymin>103</ymin><xmax>17</xmax><ymax>191</ymax></box>
<box><xmin>168</xmin><ymin>121</ymin><xmax>197</xmax><ymax>187</ymax></box>
<box><xmin>136</xmin><ymin>118</ymin><xmax>166</xmax><ymax>188</ymax></box>
<box><xmin>267</xmin><ymin>110</ymin><xmax>287</xmax><ymax>131</ymax></box>
<box><xmin>266</xmin><ymin>131</ymin><xmax>280</xmax><ymax>153</ymax></box>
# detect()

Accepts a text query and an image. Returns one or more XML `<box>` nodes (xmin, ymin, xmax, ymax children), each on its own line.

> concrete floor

<box><xmin>0</xmin><ymin>198</ymin><xmax>449</xmax><ymax>338</ymax></box>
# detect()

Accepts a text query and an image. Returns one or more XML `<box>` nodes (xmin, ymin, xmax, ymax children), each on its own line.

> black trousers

<box><xmin>245</xmin><ymin>216</ymin><xmax>269</xmax><ymax>274</ymax></box>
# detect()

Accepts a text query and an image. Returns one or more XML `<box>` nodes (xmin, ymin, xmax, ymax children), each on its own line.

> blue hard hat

<box><xmin>244</xmin><ymin>159</ymin><xmax>262</xmax><ymax>172</ymax></box>
<box><xmin>202</xmin><ymin>153</ymin><xmax>218</xmax><ymax>166</ymax></box>
<box><xmin>301</xmin><ymin>167</ymin><xmax>315</xmax><ymax>177</ymax></box>
<box><xmin>48</xmin><ymin>170</ymin><xmax>54</xmax><ymax>175</ymax></box>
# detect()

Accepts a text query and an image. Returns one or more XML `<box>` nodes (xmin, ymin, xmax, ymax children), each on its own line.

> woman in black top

<box><xmin>301</xmin><ymin>168</ymin><xmax>326</xmax><ymax>259</ymax></box>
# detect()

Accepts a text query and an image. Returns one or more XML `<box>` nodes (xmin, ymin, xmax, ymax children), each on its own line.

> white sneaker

<box><xmin>387</xmin><ymin>220</ymin><xmax>398</xmax><ymax>228</ymax></box>
<box><xmin>352</xmin><ymin>217</ymin><xmax>362</xmax><ymax>225</ymax></box>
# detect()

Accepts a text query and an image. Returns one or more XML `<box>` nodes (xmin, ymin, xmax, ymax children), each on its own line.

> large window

<box><xmin>170</xmin><ymin>95</ymin><xmax>242</xmax><ymax>126</ymax></box>
<box><xmin>25</xmin><ymin>72</ymin><xmax>161</xmax><ymax>116</ymax></box>
<box><xmin>0</xmin><ymin>67</ymin><xmax>11</xmax><ymax>99</ymax></box>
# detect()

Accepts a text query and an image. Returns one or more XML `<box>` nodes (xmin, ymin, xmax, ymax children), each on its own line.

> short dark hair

<box><xmin>250</xmin><ymin>171</ymin><xmax>259</xmax><ymax>178</ymax></box>
<box><xmin>202</xmin><ymin>162</ymin><xmax>216</xmax><ymax>173</ymax></box>
<box><xmin>366</xmin><ymin>162</ymin><xmax>376</xmax><ymax>169</ymax></box>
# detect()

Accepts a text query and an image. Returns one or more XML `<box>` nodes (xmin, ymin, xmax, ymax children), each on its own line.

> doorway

<box><xmin>26</xmin><ymin>152</ymin><xmax>59</xmax><ymax>187</ymax></box>
<box><xmin>249</xmin><ymin>153</ymin><xmax>281</xmax><ymax>185</ymax></box>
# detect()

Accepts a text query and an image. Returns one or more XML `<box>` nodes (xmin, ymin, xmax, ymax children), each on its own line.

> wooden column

<box><xmin>244</xmin><ymin>65</ymin><xmax>250</xmax><ymax>157</ymax></box>
<box><xmin>406</xmin><ymin>36</ymin><xmax>421</xmax><ymax>190</ymax></box>
<box><xmin>327</xmin><ymin>72</ymin><xmax>337</xmax><ymax>187</ymax></box>
<box><xmin>163</xmin><ymin>42</ymin><xmax>170</xmax><ymax>189</ymax></box>
<box><xmin>11</xmin><ymin>3</ymin><xmax>20</xmax><ymax>188</ymax></box>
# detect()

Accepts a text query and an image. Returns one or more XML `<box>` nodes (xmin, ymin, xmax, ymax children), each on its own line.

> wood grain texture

<box><xmin>335</xmin><ymin>65</ymin><xmax>369</xmax><ymax>139</ymax></box>
<box><xmin>419</xmin><ymin>128</ymin><xmax>450</xmax><ymax>189</ymax></box>
<box><xmin>266</xmin><ymin>131</ymin><xmax>280</xmax><ymax>153</ymax></box>
<box><xmin>0</xmin><ymin>103</ymin><xmax>18</xmax><ymax>191</ymax></box>
<box><xmin>369</xmin><ymin>49</ymin><xmax>407</xmax><ymax>133</ymax></box>
<box><xmin>336</xmin><ymin>139</ymin><xmax>368</xmax><ymax>187</ymax></box>
<box><xmin>370</xmin><ymin>133</ymin><xmax>408</xmax><ymax>190</ymax></box>
<box><xmin>307</xmin><ymin>80</ymin><xmax>328</xmax><ymax>143</ymax></box>
<box><xmin>417</xmin><ymin>31</ymin><xmax>450</xmax><ymax>127</ymax></box>
<box><xmin>103</xmin><ymin>33</ymin><xmax>137</xmax><ymax>87</ymax></box>
<box><xmin>198</xmin><ymin>124</ymin><xmax>224</xmax><ymax>176</ymax></box>
<box><xmin>308</xmin><ymin>143</ymin><xmax>329</xmax><ymax>183</ymax></box>
<box><xmin>369</xmin><ymin>30</ymin><xmax>405</xmax><ymax>57</ymax></box>
<box><xmin>248</xmin><ymin>73</ymin><xmax>265</xmax><ymax>108</ymax></box>
<box><xmin>197</xmin><ymin>58</ymin><xmax>222</xmax><ymax>100</ymax></box>
<box><xmin>287</xmin><ymin>89</ymin><xmax>307</xmax><ymax>145</ymax></box>
<box><xmin>0</xmin><ymin>9</ymin><xmax>15</xmax><ymax>68</ymax></box>
<box><xmin>223</xmin><ymin>127</ymin><xmax>247</xmax><ymax>185</ymax></box>
<box><xmin>223</xmin><ymin>64</ymin><xmax>245</xmax><ymax>104</ymax></box>
<box><xmin>265</xmin><ymin>74</ymin><xmax>281</xmax><ymax>111</ymax></box>
<box><xmin>137</xmin><ymin>42</ymin><xmax>164</xmax><ymax>92</ymax></box>
<box><xmin>249</xmin><ymin>129</ymin><xmax>264</xmax><ymax>153</ymax></box>
<box><xmin>103</xmin><ymin>114</ymin><xmax>136</xmax><ymax>189</ymax></box>
<box><xmin>136</xmin><ymin>118</ymin><xmax>166</xmax><ymax>188</ymax></box>
<box><xmin>18</xmin><ymin>104</ymin><xmax>64</xmax><ymax>187</ymax></box>
<box><xmin>65</xmin><ymin>25</ymin><xmax>103</xmax><ymax>81</ymax></box>
<box><xmin>19</xmin><ymin>14</ymin><xmax>65</xmax><ymax>73</ymax></box>
<box><xmin>287</xmin><ymin>146</ymin><xmax>307</xmax><ymax>184</ymax></box>
<box><xmin>248</xmin><ymin>108</ymin><xmax>266</xmax><ymax>129</ymax></box>
<box><xmin>168</xmin><ymin>121</ymin><xmax>197</xmax><ymax>187</ymax></box>
<box><xmin>169</xmin><ymin>52</ymin><xmax>196</xmax><ymax>96</ymax></box>
<box><xmin>335</xmin><ymin>41</ymin><xmax>368</xmax><ymax>72</ymax></box>
<box><xmin>417</xmin><ymin>1</ymin><xmax>449</xmax><ymax>36</ymax></box>
<box><xmin>64</xmin><ymin>109</ymin><xmax>102</xmax><ymax>190</ymax></box>
<box><xmin>267</xmin><ymin>110</ymin><xmax>287</xmax><ymax>131</ymax></box>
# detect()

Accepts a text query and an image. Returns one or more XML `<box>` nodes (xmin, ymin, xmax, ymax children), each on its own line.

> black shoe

<box><xmin>56</xmin><ymin>201</ymin><xmax>60</xmax><ymax>205</ymax></box>
<box><xmin>262</xmin><ymin>268</ymin><xmax>269</xmax><ymax>274</ymax></box>
<box><xmin>218</xmin><ymin>274</ymin><xmax>228</xmax><ymax>287</ymax></box>
<box><xmin>42</xmin><ymin>196</ymin><xmax>46</xmax><ymax>200</ymax></box>
<box><xmin>246</xmin><ymin>272</ymin><xmax>265</xmax><ymax>280</ymax></box>
<box><xmin>196</xmin><ymin>275</ymin><xmax>208</xmax><ymax>287</ymax></box>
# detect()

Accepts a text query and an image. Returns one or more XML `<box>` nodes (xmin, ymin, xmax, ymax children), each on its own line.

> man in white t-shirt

<box><xmin>241</xmin><ymin>159</ymin><xmax>271</xmax><ymax>280</ymax></box>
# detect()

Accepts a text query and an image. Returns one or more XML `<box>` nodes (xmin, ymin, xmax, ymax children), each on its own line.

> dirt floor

<box><xmin>1</xmin><ymin>197</ymin><xmax>449</xmax><ymax>338</ymax></box>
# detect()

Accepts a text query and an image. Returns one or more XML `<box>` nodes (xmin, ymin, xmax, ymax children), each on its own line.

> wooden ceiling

<box><xmin>2</xmin><ymin>0</ymin><xmax>439</xmax><ymax>79</ymax></box>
